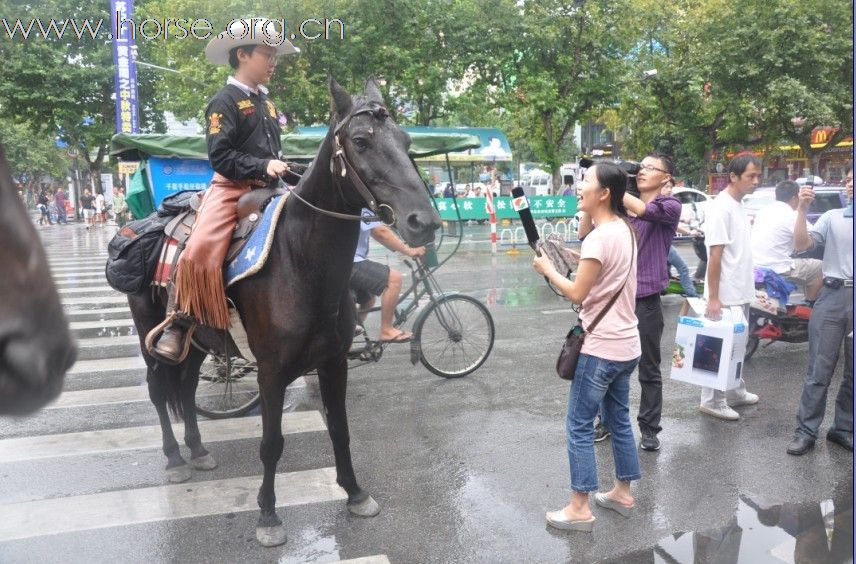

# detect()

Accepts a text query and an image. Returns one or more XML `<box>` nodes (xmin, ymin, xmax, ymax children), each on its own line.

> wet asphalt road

<box><xmin>0</xmin><ymin>220</ymin><xmax>852</xmax><ymax>564</ymax></box>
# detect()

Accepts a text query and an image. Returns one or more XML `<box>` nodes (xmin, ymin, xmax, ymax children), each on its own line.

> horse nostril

<box><xmin>406</xmin><ymin>212</ymin><xmax>425</xmax><ymax>231</ymax></box>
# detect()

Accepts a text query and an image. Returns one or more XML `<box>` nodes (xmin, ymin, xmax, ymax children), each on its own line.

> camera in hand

<box><xmin>579</xmin><ymin>157</ymin><xmax>641</xmax><ymax>196</ymax></box>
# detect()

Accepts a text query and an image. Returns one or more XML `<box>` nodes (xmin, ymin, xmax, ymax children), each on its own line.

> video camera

<box><xmin>579</xmin><ymin>157</ymin><xmax>641</xmax><ymax>197</ymax></box>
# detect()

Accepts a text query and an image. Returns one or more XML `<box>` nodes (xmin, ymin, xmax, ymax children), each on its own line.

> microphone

<box><xmin>511</xmin><ymin>186</ymin><xmax>541</xmax><ymax>256</ymax></box>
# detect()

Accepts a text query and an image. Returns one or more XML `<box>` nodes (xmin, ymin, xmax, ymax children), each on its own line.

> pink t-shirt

<box><xmin>579</xmin><ymin>219</ymin><xmax>641</xmax><ymax>361</ymax></box>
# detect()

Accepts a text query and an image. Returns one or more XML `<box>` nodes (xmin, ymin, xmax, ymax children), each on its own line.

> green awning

<box><xmin>111</xmin><ymin>129</ymin><xmax>482</xmax><ymax>161</ymax></box>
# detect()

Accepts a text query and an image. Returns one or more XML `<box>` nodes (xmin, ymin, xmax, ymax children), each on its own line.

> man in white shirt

<box><xmin>351</xmin><ymin>210</ymin><xmax>426</xmax><ymax>343</ymax></box>
<box><xmin>751</xmin><ymin>181</ymin><xmax>823</xmax><ymax>301</ymax></box>
<box><xmin>700</xmin><ymin>155</ymin><xmax>762</xmax><ymax>421</ymax></box>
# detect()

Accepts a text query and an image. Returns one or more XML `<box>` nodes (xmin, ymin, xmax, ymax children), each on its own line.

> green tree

<box><xmin>0</xmin><ymin>0</ymin><xmax>162</xmax><ymax>195</ymax></box>
<box><xmin>0</xmin><ymin>121</ymin><xmax>68</xmax><ymax>194</ymax></box>
<box><xmin>467</xmin><ymin>0</ymin><xmax>637</xmax><ymax>192</ymax></box>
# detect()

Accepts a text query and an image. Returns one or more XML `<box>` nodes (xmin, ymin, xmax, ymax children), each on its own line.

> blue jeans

<box><xmin>567</xmin><ymin>353</ymin><xmax>642</xmax><ymax>492</ymax></box>
<box><xmin>668</xmin><ymin>246</ymin><xmax>697</xmax><ymax>297</ymax></box>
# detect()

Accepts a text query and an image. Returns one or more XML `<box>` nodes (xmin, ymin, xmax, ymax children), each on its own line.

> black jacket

<box><xmin>205</xmin><ymin>83</ymin><xmax>283</xmax><ymax>182</ymax></box>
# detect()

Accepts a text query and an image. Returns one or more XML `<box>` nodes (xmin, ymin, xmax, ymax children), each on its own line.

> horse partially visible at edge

<box><xmin>0</xmin><ymin>144</ymin><xmax>77</xmax><ymax>415</ymax></box>
<box><xmin>127</xmin><ymin>77</ymin><xmax>441</xmax><ymax>546</ymax></box>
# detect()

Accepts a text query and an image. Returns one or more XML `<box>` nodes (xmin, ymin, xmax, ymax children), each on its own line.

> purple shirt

<box><xmin>629</xmin><ymin>195</ymin><xmax>681</xmax><ymax>298</ymax></box>
<box><xmin>54</xmin><ymin>190</ymin><xmax>66</xmax><ymax>207</ymax></box>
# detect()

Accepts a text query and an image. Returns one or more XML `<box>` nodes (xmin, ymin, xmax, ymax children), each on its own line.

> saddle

<box><xmin>162</xmin><ymin>187</ymin><xmax>286</xmax><ymax>264</ymax></box>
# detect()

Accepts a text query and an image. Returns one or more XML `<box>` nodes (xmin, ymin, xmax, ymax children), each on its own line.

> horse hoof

<box><xmin>256</xmin><ymin>525</ymin><xmax>287</xmax><ymax>547</ymax></box>
<box><xmin>347</xmin><ymin>495</ymin><xmax>380</xmax><ymax>517</ymax></box>
<box><xmin>166</xmin><ymin>464</ymin><xmax>192</xmax><ymax>483</ymax></box>
<box><xmin>190</xmin><ymin>453</ymin><xmax>218</xmax><ymax>470</ymax></box>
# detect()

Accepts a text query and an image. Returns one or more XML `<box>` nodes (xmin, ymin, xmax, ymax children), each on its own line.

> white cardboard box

<box><xmin>670</xmin><ymin>300</ymin><xmax>748</xmax><ymax>391</ymax></box>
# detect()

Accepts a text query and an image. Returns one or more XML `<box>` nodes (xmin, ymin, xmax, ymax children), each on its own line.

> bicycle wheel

<box><xmin>195</xmin><ymin>354</ymin><xmax>261</xmax><ymax>419</ymax></box>
<box><xmin>415</xmin><ymin>294</ymin><xmax>495</xmax><ymax>378</ymax></box>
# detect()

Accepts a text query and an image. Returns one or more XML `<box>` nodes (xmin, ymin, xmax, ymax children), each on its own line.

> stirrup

<box><xmin>145</xmin><ymin>311</ymin><xmax>198</xmax><ymax>365</ymax></box>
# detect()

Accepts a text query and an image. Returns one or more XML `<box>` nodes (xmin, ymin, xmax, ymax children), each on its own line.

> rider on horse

<box><xmin>149</xmin><ymin>18</ymin><xmax>299</xmax><ymax>364</ymax></box>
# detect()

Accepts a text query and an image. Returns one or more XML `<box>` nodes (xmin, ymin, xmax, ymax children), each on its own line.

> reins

<box><xmin>280</xmin><ymin>103</ymin><xmax>400</xmax><ymax>226</ymax></box>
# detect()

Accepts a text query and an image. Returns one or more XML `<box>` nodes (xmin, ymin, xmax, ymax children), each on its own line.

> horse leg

<box><xmin>147</xmin><ymin>363</ymin><xmax>191</xmax><ymax>483</ymax></box>
<box><xmin>317</xmin><ymin>355</ymin><xmax>380</xmax><ymax>517</ymax></box>
<box><xmin>255</xmin><ymin>364</ymin><xmax>289</xmax><ymax>547</ymax></box>
<box><xmin>180</xmin><ymin>350</ymin><xmax>217</xmax><ymax>470</ymax></box>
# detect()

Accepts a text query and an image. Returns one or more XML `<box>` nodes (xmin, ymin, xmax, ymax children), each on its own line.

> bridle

<box><xmin>284</xmin><ymin>102</ymin><xmax>396</xmax><ymax>226</ymax></box>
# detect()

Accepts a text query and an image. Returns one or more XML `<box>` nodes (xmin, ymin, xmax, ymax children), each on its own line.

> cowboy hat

<box><xmin>205</xmin><ymin>18</ymin><xmax>299</xmax><ymax>65</ymax></box>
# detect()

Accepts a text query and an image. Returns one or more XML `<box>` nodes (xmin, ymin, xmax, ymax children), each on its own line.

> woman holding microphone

<box><xmin>533</xmin><ymin>163</ymin><xmax>641</xmax><ymax>532</ymax></box>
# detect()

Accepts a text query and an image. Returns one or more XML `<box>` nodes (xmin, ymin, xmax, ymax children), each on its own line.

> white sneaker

<box><xmin>699</xmin><ymin>403</ymin><xmax>740</xmax><ymax>421</ymax></box>
<box><xmin>728</xmin><ymin>391</ymin><xmax>759</xmax><ymax>407</ymax></box>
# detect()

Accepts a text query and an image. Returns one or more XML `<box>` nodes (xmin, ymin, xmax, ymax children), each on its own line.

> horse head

<box><xmin>0</xmin><ymin>145</ymin><xmax>76</xmax><ymax>415</ymax></box>
<box><xmin>328</xmin><ymin>76</ymin><xmax>441</xmax><ymax>247</ymax></box>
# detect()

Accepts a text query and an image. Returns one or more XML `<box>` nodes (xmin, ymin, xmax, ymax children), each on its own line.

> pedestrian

<box><xmin>112</xmin><ymin>186</ymin><xmax>127</xmax><ymax>228</ymax></box>
<box><xmin>579</xmin><ymin>152</ymin><xmax>680</xmax><ymax>451</ymax></box>
<box><xmin>787</xmin><ymin>164</ymin><xmax>853</xmax><ymax>455</ymax></box>
<box><xmin>94</xmin><ymin>191</ymin><xmax>106</xmax><ymax>225</ymax></box>
<box><xmin>700</xmin><ymin>154</ymin><xmax>762</xmax><ymax>420</ymax></box>
<box><xmin>79</xmin><ymin>188</ymin><xmax>96</xmax><ymax>230</ymax></box>
<box><xmin>54</xmin><ymin>186</ymin><xmax>68</xmax><ymax>224</ymax></box>
<box><xmin>751</xmin><ymin>180</ymin><xmax>823</xmax><ymax>303</ymax></box>
<box><xmin>661</xmin><ymin>182</ymin><xmax>698</xmax><ymax>298</ymax></box>
<box><xmin>534</xmin><ymin>163</ymin><xmax>641</xmax><ymax>532</ymax></box>
<box><xmin>148</xmin><ymin>17</ymin><xmax>299</xmax><ymax>364</ymax></box>
<box><xmin>36</xmin><ymin>189</ymin><xmax>51</xmax><ymax>226</ymax></box>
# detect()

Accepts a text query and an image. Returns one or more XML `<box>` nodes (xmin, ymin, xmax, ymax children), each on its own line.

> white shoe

<box><xmin>699</xmin><ymin>403</ymin><xmax>740</xmax><ymax>421</ymax></box>
<box><xmin>728</xmin><ymin>391</ymin><xmax>759</xmax><ymax>407</ymax></box>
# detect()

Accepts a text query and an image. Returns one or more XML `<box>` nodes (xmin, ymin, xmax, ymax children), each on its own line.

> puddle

<box><xmin>611</xmin><ymin>491</ymin><xmax>853</xmax><ymax>563</ymax></box>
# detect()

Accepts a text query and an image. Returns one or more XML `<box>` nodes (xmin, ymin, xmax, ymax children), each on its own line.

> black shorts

<box><xmin>350</xmin><ymin>260</ymin><xmax>390</xmax><ymax>304</ymax></box>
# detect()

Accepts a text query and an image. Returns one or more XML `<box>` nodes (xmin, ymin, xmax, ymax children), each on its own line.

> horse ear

<box><xmin>364</xmin><ymin>76</ymin><xmax>384</xmax><ymax>104</ymax></box>
<box><xmin>328</xmin><ymin>76</ymin><xmax>352</xmax><ymax>119</ymax></box>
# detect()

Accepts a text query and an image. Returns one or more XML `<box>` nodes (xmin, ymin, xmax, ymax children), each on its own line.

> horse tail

<box><xmin>151</xmin><ymin>362</ymin><xmax>185</xmax><ymax>421</ymax></box>
<box><xmin>165</xmin><ymin>368</ymin><xmax>184</xmax><ymax>420</ymax></box>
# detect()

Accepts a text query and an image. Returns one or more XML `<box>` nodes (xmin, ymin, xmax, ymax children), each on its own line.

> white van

<box><xmin>523</xmin><ymin>173</ymin><xmax>552</xmax><ymax>196</ymax></box>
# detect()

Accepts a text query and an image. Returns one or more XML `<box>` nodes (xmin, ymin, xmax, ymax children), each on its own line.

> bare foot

<box><xmin>379</xmin><ymin>329</ymin><xmax>412</xmax><ymax>343</ymax></box>
<box><xmin>562</xmin><ymin>503</ymin><xmax>593</xmax><ymax>522</ymax></box>
<box><xmin>604</xmin><ymin>489</ymin><xmax>634</xmax><ymax>508</ymax></box>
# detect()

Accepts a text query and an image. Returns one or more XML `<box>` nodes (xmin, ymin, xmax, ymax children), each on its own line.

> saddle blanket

<box><xmin>225</xmin><ymin>194</ymin><xmax>288</xmax><ymax>287</ymax></box>
<box><xmin>153</xmin><ymin>193</ymin><xmax>289</xmax><ymax>289</ymax></box>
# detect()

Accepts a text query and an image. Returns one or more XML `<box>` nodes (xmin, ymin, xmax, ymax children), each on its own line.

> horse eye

<box><xmin>352</xmin><ymin>137</ymin><xmax>369</xmax><ymax>150</ymax></box>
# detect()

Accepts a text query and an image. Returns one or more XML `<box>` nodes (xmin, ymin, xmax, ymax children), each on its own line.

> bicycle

<box><xmin>195</xmin><ymin>254</ymin><xmax>495</xmax><ymax>418</ymax></box>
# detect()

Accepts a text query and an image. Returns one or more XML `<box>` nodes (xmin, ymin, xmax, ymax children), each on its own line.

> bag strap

<box><xmin>584</xmin><ymin>218</ymin><xmax>636</xmax><ymax>334</ymax></box>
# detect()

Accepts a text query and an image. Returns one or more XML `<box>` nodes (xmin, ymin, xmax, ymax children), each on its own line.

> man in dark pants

<box><xmin>787</xmin><ymin>165</ymin><xmax>854</xmax><ymax>455</ymax></box>
<box><xmin>578</xmin><ymin>153</ymin><xmax>680</xmax><ymax>451</ymax></box>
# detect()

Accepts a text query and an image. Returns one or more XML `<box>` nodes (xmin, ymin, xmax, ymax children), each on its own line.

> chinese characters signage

<box><xmin>433</xmin><ymin>197</ymin><xmax>577</xmax><ymax>221</ymax></box>
<box><xmin>111</xmin><ymin>0</ymin><xmax>139</xmax><ymax>134</ymax></box>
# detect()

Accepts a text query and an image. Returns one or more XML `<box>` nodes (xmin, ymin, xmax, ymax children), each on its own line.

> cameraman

<box><xmin>579</xmin><ymin>153</ymin><xmax>680</xmax><ymax>451</ymax></box>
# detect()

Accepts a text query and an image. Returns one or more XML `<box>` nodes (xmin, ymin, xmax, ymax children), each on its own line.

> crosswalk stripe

<box><xmin>75</xmin><ymin>335</ymin><xmax>139</xmax><ymax>348</ymax></box>
<box><xmin>62</xmin><ymin>296</ymin><xmax>128</xmax><ymax>305</ymax></box>
<box><xmin>333</xmin><ymin>557</ymin><xmax>392</xmax><ymax>564</ymax></box>
<box><xmin>70</xmin><ymin>318</ymin><xmax>135</xmax><ymax>330</ymax></box>
<box><xmin>54</xmin><ymin>277</ymin><xmax>108</xmax><ymax>286</ymax></box>
<box><xmin>59</xmin><ymin>286</ymin><xmax>122</xmax><ymax>295</ymax></box>
<box><xmin>49</xmin><ymin>266</ymin><xmax>106</xmax><ymax>273</ymax></box>
<box><xmin>49</xmin><ymin>378</ymin><xmax>305</xmax><ymax>409</ymax></box>
<box><xmin>0</xmin><ymin>411</ymin><xmax>325</xmax><ymax>463</ymax></box>
<box><xmin>0</xmin><ymin>467</ymin><xmax>345</xmax><ymax>542</ymax></box>
<box><xmin>65</xmin><ymin>306</ymin><xmax>131</xmax><ymax>317</ymax></box>
<box><xmin>69</xmin><ymin>356</ymin><xmax>145</xmax><ymax>375</ymax></box>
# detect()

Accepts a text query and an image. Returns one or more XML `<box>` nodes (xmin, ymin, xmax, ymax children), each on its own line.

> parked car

<box><xmin>673</xmin><ymin>187</ymin><xmax>711</xmax><ymax>224</ymax></box>
<box><xmin>742</xmin><ymin>186</ymin><xmax>847</xmax><ymax>225</ymax></box>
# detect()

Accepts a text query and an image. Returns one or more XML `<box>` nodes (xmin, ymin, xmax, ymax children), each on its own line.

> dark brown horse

<box><xmin>0</xmin><ymin>144</ymin><xmax>77</xmax><ymax>415</ymax></box>
<box><xmin>127</xmin><ymin>78</ymin><xmax>440</xmax><ymax>546</ymax></box>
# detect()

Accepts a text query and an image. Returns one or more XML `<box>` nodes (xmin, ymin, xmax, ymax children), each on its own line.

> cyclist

<box><xmin>351</xmin><ymin>209</ymin><xmax>426</xmax><ymax>343</ymax></box>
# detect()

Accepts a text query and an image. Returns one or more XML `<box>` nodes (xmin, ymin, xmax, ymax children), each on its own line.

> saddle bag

<box><xmin>157</xmin><ymin>190</ymin><xmax>204</xmax><ymax>217</ymax></box>
<box><xmin>105</xmin><ymin>213</ymin><xmax>172</xmax><ymax>294</ymax></box>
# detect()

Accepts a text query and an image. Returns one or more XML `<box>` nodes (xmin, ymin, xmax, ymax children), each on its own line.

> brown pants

<box><xmin>174</xmin><ymin>173</ymin><xmax>252</xmax><ymax>329</ymax></box>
